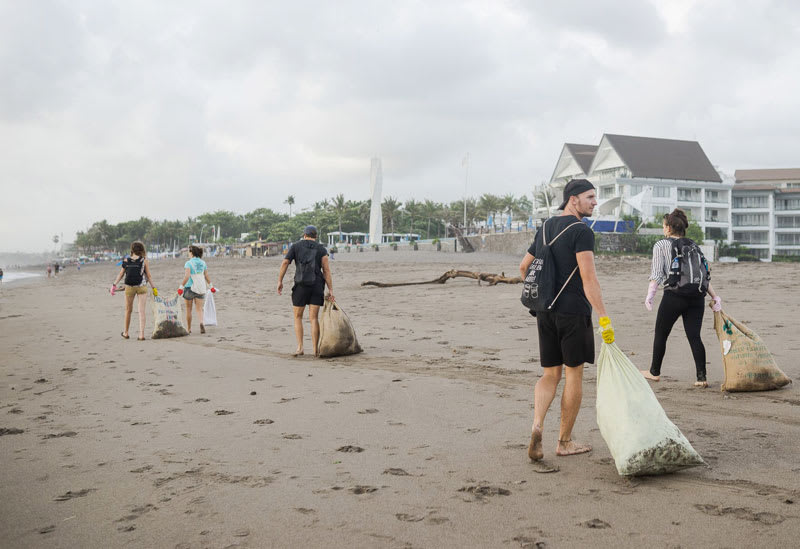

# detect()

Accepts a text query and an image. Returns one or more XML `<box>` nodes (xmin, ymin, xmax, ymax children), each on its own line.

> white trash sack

<box><xmin>596</xmin><ymin>341</ymin><xmax>704</xmax><ymax>476</ymax></box>
<box><xmin>203</xmin><ymin>290</ymin><xmax>217</xmax><ymax>327</ymax></box>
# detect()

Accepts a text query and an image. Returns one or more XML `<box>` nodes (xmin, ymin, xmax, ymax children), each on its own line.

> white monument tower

<box><xmin>369</xmin><ymin>158</ymin><xmax>383</xmax><ymax>244</ymax></box>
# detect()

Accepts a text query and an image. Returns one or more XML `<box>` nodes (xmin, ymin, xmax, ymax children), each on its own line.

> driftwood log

<box><xmin>361</xmin><ymin>269</ymin><xmax>521</xmax><ymax>288</ymax></box>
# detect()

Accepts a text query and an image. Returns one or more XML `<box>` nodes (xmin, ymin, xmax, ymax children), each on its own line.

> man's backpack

<box><xmin>666</xmin><ymin>237</ymin><xmax>710</xmax><ymax>296</ymax></box>
<box><xmin>521</xmin><ymin>218</ymin><xmax>583</xmax><ymax>313</ymax></box>
<box><xmin>293</xmin><ymin>241</ymin><xmax>318</xmax><ymax>286</ymax></box>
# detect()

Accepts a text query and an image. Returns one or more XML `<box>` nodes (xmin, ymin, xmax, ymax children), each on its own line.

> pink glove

<box><xmin>644</xmin><ymin>280</ymin><xmax>658</xmax><ymax>311</ymax></box>
<box><xmin>711</xmin><ymin>296</ymin><xmax>722</xmax><ymax>312</ymax></box>
<box><xmin>110</xmin><ymin>284</ymin><xmax>116</xmax><ymax>296</ymax></box>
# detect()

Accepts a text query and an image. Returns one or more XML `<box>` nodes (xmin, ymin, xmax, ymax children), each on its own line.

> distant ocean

<box><xmin>2</xmin><ymin>272</ymin><xmax>43</xmax><ymax>283</ymax></box>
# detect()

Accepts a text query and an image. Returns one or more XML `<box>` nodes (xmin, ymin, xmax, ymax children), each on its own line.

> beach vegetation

<box><xmin>73</xmin><ymin>193</ymin><xmax>536</xmax><ymax>253</ymax></box>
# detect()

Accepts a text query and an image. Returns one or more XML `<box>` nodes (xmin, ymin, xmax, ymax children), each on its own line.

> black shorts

<box><xmin>536</xmin><ymin>311</ymin><xmax>594</xmax><ymax>367</ymax></box>
<box><xmin>291</xmin><ymin>283</ymin><xmax>324</xmax><ymax>307</ymax></box>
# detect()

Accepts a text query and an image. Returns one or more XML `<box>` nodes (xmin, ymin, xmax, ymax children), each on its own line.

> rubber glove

<box><xmin>599</xmin><ymin>316</ymin><xmax>615</xmax><ymax>344</ymax></box>
<box><xmin>110</xmin><ymin>284</ymin><xmax>116</xmax><ymax>296</ymax></box>
<box><xmin>177</xmin><ymin>286</ymin><xmax>184</xmax><ymax>296</ymax></box>
<box><xmin>711</xmin><ymin>296</ymin><xmax>722</xmax><ymax>312</ymax></box>
<box><xmin>644</xmin><ymin>280</ymin><xmax>658</xmax><ymax>311</ymax></box>
<box><xmin>152</xmin><ymin>287</ymin><xmax>158</xmax><ymax>297</ymax></box>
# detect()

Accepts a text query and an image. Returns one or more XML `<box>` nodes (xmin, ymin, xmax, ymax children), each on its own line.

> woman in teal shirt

<box><xmin>178</xmin><ymin>245</ymin><xmax>214</xmax><ymax>334</ymax></box>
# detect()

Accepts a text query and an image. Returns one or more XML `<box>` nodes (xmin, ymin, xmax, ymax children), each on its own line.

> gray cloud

<box><xmin>2</xmin><ymin>0</ymin><xmax>800</xmax><ymax>251</ymax></box>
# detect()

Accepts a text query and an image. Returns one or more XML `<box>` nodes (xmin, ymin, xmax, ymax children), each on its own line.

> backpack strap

<box><xmin>548</xmin><ymin>265</ymin><xmax>579</xmax><ymax>310</ymax></box>
<box><xmin>543</xmin><ymin>220</ymin><xmax>584</xmax><ymax>246</ymax></box>
<box><xmin>542</xmin><ymin>220</ymin><xmax>585</xmax><ymax>310</ymax></box>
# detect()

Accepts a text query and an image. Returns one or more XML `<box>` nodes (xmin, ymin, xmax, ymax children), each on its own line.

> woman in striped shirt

<box><xmin>641</xmin><ymin>209</ymin><xmax>722</xmax><ymax>388</ymax></box>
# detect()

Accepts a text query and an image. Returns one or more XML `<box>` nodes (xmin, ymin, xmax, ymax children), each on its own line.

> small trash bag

<box><xmin>712</xmin><ymin>309</ymin><xmax>791</xmax><ymax>392</ymax></box>
<box><xmin>596</xmin><ymin>341</ymin><xmax>704</xmax><ymax>476</ymax></box>
<box><xmin>151</xmin><ymin>292</ymin><xmax>188</xmax><ymax>339</ymax></box>
<box><xmin>317</xmin><ymin>300</ymin><xmax>362</xmax><ymax>358</ymax></box>
<box><xmin>203</xmin><ymin>291</ymin><xmax>217</xmax><ymax>327</ymax></box>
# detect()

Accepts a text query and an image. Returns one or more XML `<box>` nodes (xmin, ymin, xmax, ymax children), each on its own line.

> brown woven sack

<box><xmin>317</xmin><ymin>300</ymin><xmax>363</xmax><ymax>358</ymax></box>
<box><xmin>712</xmin><ymin>308</ymin><xmax>791</xmax><ymax>392</ymax></box>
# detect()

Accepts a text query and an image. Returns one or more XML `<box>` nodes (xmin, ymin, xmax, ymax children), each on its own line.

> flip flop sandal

<box><xmin>121</xmin><ymin>332</ymin><xmax>130</xmax><ymax>339</ymax></box>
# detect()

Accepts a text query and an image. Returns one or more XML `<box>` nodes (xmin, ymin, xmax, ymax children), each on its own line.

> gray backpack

<box><xmin>667</xmin><ymin>238</ymin><xmax>710</xmax><ymax>296</ymax></box>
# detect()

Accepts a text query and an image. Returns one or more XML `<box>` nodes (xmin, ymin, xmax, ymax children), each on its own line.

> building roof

<box><xmin>603</xmin><ymin>134</ymin><xmax>722</xmax><ymax>183</ymax></box>
<box><xmin>733</xmin><ymin>184</ymin><xmax>800</xmax><ymax>193</ymax></box>
<box><xmin>734</xmin><ymin>168</ymin><xmax>800</xmax><ymax>182</ymax></box>
<box><xmin>564</xmin><ymin>143</ymin><xmax>598</xmax><ymax>175</ymax></box>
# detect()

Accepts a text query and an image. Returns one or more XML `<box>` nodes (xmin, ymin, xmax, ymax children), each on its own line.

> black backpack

<box><xmin>293</xmin><ymin>241</ymin><xmax>318</xmax><ymax>286</ymax></box>
<box><xmin>123</xmin><ymin>257</ymin><xmax>145</xmax><ymax>286</ymax></box>
<box><xmin>666</xmin><ymin>237</ymin><xmax>710</xmax><ymax>296</ymax></box>
<box><xmin>521</xmin><ymin>218</ymin><xmax>583</xmax><ymax>313</ymax></box>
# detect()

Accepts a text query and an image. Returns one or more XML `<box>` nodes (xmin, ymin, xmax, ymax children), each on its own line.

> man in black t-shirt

<box><xmin>518</xmin><ymin>179</ymin><xmax>615</xmax><ymax>462</ymax></box>
<box><xmin>277</xmin><ymin>225</ymin><xmax>335</xmax><ymax>357</ymax></box>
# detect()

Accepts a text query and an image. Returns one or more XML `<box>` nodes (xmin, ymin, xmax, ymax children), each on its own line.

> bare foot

<box><xmin>292</xmin><ymin>349</ymin><xmax>304</xmax><ymax>357</ymax></box>
<box><xmin>200</xmin><ymin>324</ymin><xmax>206</xmax><ymax>334</ymax></box>
<box><xmin>556</xmin><ymin>439</ymin><xmax>592</xmax><ymax>457</ymax></box>
<box><xmin>528</xmin><ymin>427</ymin><xmax>543</xmax><ymax>461</ymax></box>
<box><xmin>693</xmin><ymin>381</ymin><xmax>708</xmax><ymax>388</ymax></box>
<box><xmin>641</xmin><ymin>370</ymin><xmax>660</xmax><ymax>381</ymax></box>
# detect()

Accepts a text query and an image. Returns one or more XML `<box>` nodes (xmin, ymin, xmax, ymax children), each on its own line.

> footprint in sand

<box><xmin>129</xmin><ymin>465</ymin><xmax>152</xmax><ymax>473</ymax></box>
<box><xmin>54</xmin><ymin>488</ymin><xmax>95</xmax><ymax>502</ymax></box>
<box><xmin>253</xmin><ymin>419</ymin><xmax>274</xmax><ymax>425</ymax></box>
<box><xmin>694</xmin><ymin>504</ymin><xmax>785</xmax><ymax>525</ymax></box>
<box><xmin>350</xmin><ymin>485</ymin><xmax>378</xmax><ymax>495</ymax></box>
<box><xmin>42</xmin><ymin>431</ymin><xmax>77</xmax><ymax>439</ymax></box>
<box><xmin>395</xmin><ymin>513</ymin><xmax>424</xmax><ymax>522</ymax></box>
<box><xmin>358</xmin><ymin>409</ymin><xmax>379</xmax><ymax>414</ymax></box>
<box><xmin>0</xmin><ymin>428</ymin><xmax>24</xmax><ymax>436</ymax></box>
<box><xmin>511</xmin><ymin>535</ymin><xmax>547</xmax><ymax>548</ymax></box>
<box><xmin>383</xmin><ymin>468</ymin><xmax>410</xmax><ymax>476</ymax></box>
<box><xmin>580</xmin><ymin>518</ymin><xmax>610</xmax><ymax>529</ymax></box>
<box><xmin>458</xmin><ymin>485</ymin><xmax>511</xmax><ymax>500</ymax></box>
<box><xmin>282</xmin><ymin>434</ymin><xmax>302</xmax><ymax>439</ymax></box>
<box><xmin>530</xmin><ymin>462</ymin><xmax>559</xmax><ymax>474</ymax></box>
<box><xmin>337</xmin><ymin>445</ymin><xmax>364</xmax><ymax>453</ymax></box>
<box><xmin>214</xmin><ymin>410</ymin><xmax>234</xmax><ymax>415</ymax></box>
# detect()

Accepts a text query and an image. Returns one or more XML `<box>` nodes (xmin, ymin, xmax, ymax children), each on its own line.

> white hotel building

<box><xmin>731</xmin><ymin>169</ymin><xmax>800</xmax><ymax>260</ymax></box>
<box><xmin>548</xmin><ymin>134</ymin><xmax>733</xmax><ymax>240</ymax></box>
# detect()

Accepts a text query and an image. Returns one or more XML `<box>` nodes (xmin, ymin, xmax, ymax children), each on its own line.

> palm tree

<box><xmin>534</xmin><ymin>187</ymin><xmax>555</xmax><ymax>213</ymax></box>
<box><xmin>421</xmin><ymin>199</ymin><xmax>440</xmax><ymax>239</ymax></box>
<box><xmin>285</xmin><ymin>195</ymin><xmax>295</xmax><ymax>216</ymax></box>
<box><xmin>404</xmin><ymin>199</ymin><xmax>421</xmax><ymax>237</ymax></box>
<box><xmin>477</xmin><ymin>193</ymin><xmax>502</xmax><ymax>224</ymax></box>
<box><xmin>329</xmin><ymin>194</ymin><xmax>347</xmax><ymax>242</ymax></box>
<box><xmin>382</xmin><ymin>196</ymin><xmax>402</xmax><ymax>236</ymax></box>
<box><xmin>514</xmin><ymin>195</ymin><xmax>533</xmax><ymax>219</ymax></box>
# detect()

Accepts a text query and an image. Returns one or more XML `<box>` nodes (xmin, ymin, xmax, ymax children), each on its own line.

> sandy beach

<box><xmin>1</xmin><ymin>251</ymin><xmax>798</xmax><ymax>548</ymax></box>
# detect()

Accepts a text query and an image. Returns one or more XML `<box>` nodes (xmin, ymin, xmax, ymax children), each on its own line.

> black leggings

<box><xmin>650</xmin><ymin>291</ymin><xmax>707</xmax><ymax>381</ymax></box>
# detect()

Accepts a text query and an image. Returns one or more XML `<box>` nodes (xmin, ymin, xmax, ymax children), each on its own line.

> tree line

<box><xmin>74</xmin><ymin>193</ymin><xmax>536</xmax><ymax>253</ymax></box>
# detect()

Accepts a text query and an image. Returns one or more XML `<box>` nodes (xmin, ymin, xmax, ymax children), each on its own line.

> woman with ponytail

<box><xmin>642</xmin><ymin>209</ymin><xmax>722</xmax><ymax>388</ymax></box>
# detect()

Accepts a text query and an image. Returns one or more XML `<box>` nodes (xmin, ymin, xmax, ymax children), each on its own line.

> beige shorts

<box><xmin>125</xmin><ymin>285</ymin><xmax>148</xmax><ymax>297</ymax></box>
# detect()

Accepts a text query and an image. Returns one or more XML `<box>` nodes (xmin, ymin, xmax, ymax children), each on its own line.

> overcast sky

<box><xmin>2</xmin><ymin>0</ymin><xmax>799</xmax><ymax>252</ymax></box>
